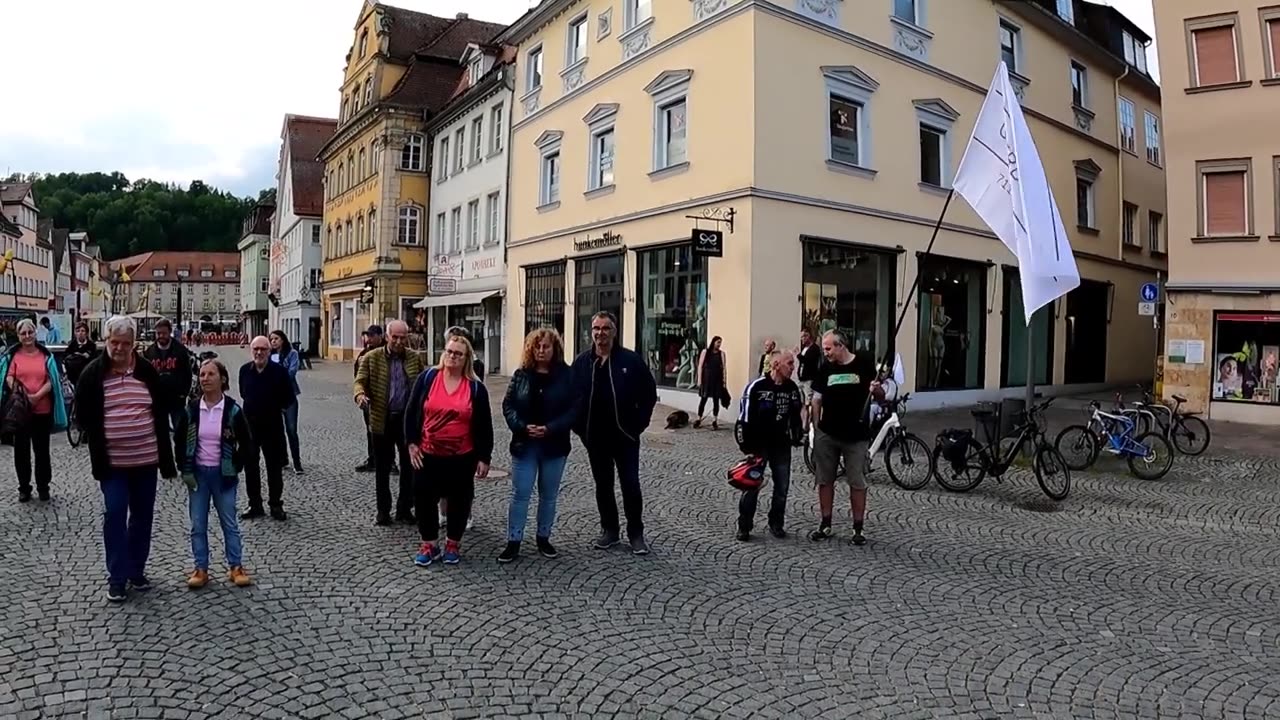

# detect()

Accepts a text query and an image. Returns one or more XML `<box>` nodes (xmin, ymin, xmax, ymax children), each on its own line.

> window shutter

<box><xmin>1193</xmin><ymin>26</ymin><xmax>1238</xmax><ymax>85</ymax></box>
<box><xmin>1269</xmin><ymin>20</ymin><xmax>1280</xmax><ymax>77</ymax></box>
<box><xmin>1204</xmin><ymin>171</ymin><xmax>1246</xmax><ymax>235</ymax></box>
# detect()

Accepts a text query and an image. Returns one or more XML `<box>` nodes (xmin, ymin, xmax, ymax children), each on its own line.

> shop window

<box><xmin>576</xmin><ymin>254</ymin><xmax>625</xmax><ymax>352</ymax></box>
<box><xmin>916</xmin><ymin>256</ymin><xmax>985</xmax><ymax>391</ymax></box>
<box><xmin>637</xmin><ymin>244</ymin><xmax>707</xmax><ymax>389</ymax></box>
<box><xmin>1213</xmin><ymin>313</ymin><xmax>1280</xmax><ymax>404</ymax></box>
<box><xmin>524</xmin><ymin>261</ymin><xmax>566</xmax><ymax>335</ymax></box>
<box><xmin>1001</xmin><ymin>269</ymin><xmax>1053</xmax><ymax>387</ymax></box>
<box><xmin>801</xmin><ymin>240</ymin><xmax>896</xmax><ymax>360</ymax></box>
<box><xmin>448</xmin><ymin>304</ymin><xmax>486</xmax><ymax>358</ymax></box>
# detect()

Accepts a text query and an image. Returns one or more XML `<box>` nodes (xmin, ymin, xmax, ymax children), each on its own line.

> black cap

<box><xmin>366</xmin><ymin>324</ymin><xmax>384</xmax><ymax>336</ymax></box>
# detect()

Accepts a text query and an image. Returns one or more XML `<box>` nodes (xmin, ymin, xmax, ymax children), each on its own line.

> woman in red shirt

<box><xmin>404</xmin><ymin>335</ymin><xmax>494</xmax><ymax>566</ymax></box>
<box><xmin>0</xmin><ymin>318</ymin><xmax>70</xmax><ymax>502</ymax></box>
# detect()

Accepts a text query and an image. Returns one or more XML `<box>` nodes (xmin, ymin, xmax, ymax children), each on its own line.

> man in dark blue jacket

<box><xmin>571</xmin><ymin>311</ymin><xmax>658</xmax><ymax>555</ymax></box>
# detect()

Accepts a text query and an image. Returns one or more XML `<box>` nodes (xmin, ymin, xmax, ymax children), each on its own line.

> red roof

<box><xmin>110</xmin><ymin>251</ymin><xmax>241</xmax><ymax>283</ymax></box>
<box><xmin>285</xmin><ymin>115</ymin><xmax>337</xmax><ymax>218</ymax></box>
<box><xmin>382</xmin><ymin>13</ymin><xmax>508</xmax><ymax>113</ymax></box>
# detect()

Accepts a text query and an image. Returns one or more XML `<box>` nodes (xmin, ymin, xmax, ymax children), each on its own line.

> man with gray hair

<box><xmin>239</xmin><ymin>335</ymin><xmax>295</xmax><ymax>521</ymax></box>
<box><xmin>354</xmin><ymin>319</ymin><xmax>425</xmax><ymax>526</ymax></box>
<box><xmin>74</xmin><ymin>315</ymin><xmax>178</xmax><ymax>602</ymax></box>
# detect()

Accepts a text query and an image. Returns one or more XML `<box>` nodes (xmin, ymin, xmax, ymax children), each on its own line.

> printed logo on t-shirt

<box><xmin>826</xmin><ymin>373</ymin><xmax>862</xmax><ymax>386</ymax></box>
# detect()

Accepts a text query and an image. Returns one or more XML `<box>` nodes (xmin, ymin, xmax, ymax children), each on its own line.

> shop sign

<box><xmin>472</xmin><ymin>256</ymin><xmax>497</xmax><ymax>273</ymax></box>
<box><xmin>428</xmin><ymin>277</ymin><xmax>457</xmax><ymax>295</ymax></box>
<box><xmin>691</xmin><ymin>229</ymin><xmax>723</xmax><ymax>257</ymax></box>
<box><xmin>573</xmin><ymin>231</ymin><xmax>622</xmax><ymax>253</ymax></box>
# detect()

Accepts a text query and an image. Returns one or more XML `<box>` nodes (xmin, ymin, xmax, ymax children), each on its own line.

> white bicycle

<box><xmin>803</xmin><ymin>393</ymin><xmax>934</xmax><ymax>491</ymax></box>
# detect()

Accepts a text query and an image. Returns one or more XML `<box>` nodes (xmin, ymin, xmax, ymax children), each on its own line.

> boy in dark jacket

<box><xmin>734</xmin><ymin>350</ymin><xmax>804</xmax><ymax>541</ymax></box>
<box><xmin>143</xmin><ymin>318</ymin><xmax>194</xmax><ymax>431</ymax></box>
<box><xmin>570</xmin><ymin>311</ymin><xmax>658</xmax><ymax>556</ymax></box>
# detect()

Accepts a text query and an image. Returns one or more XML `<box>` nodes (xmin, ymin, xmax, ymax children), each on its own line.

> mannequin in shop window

<box><xmin>928</xmin><ymin>304</ymin><xmax>950</xmax><ymax>387</ymax></box>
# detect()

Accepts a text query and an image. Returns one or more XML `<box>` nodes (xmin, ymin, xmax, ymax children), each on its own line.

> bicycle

<box><xmin>933</xmin><ymin>398</ymin><xmax>1071</xmax><ymax>500</ymax></box>
<box><xmin>1053</xmin><ymin>401</ymin><xmax>1175</xmax><ymax>480</ymax></box>
<box><xmin>66</xmin><ymin>397</ymin><xmax>84</xmax><ymax>448</ymax></box>
<box><xmin>1131</xmin><ymin>388</ymin><xmax>1211</xmax><ymax>456</ymax></box>
<box><xmin>802</xmin><ymin>393</ymin><xmax>932</xmax><ymax>490</ymax></box>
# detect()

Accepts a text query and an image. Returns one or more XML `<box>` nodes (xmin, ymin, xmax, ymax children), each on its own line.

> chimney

<box><xmin>456</xmin><ymin>12</ymin><xmax>468</xmax><ymax>19</ymax></box>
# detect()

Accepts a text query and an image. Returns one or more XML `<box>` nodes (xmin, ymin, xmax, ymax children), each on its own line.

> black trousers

<box><xmin>373</xmin><ymin>412</ymin><xmax>413</xmax><ymax>516</ymax></box>
<box><xmin>414</xmin><ymin>453</ymin><xmax>477</xmax><ymax>542</ymax></box>
<box><xmin>586</xmin><ymin>439</ymin><xmax>644</xmax><ymax>540</ymax></box>
<box><xmin>244</xmin><ymin>414</ymin><xmax>287</xmax><ymax>509</ymax></box>
<box><xmin>13</xmin><ymin>413</ymin><xmax>53</xmax><ymax>495</ymax></box>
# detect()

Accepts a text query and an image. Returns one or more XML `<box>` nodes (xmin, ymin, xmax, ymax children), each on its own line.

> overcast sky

<box><xmin>0</xmin><ymin>0</ymin><xmax>1154</xmax><ymax>198</ymax></box>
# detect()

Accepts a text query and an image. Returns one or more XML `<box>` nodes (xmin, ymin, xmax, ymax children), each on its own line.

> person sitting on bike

<box><xmin>64</xmin><ymin>322</ymin><xmax>97</xmax><ymax>386</ymax></box>
<box><xmin>734</xmin><ymin>350</ymin><xmax>804</xmax><ymax>542</ymax></box>
<box><xmin>867</xmin><ymin>353</ymin><xmax>905</xmax><ymax>429</ymax></box>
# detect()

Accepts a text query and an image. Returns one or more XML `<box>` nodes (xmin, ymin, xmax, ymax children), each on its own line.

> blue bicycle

<box><xmin>1054</xmin><ymin>401</ymin><xmax>1175</xmax><ymax>480</ymax></box>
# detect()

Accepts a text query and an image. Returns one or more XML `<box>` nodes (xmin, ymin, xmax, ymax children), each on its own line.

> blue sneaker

<box><xmin>414</xmin><ymin>542</ymin><xmax>439</xmax><ymax>567</ymax></box>
<box><xmin>443</xmin><ymin>541</ymin><xmax>461</xmax><ymax>565</ymax></box>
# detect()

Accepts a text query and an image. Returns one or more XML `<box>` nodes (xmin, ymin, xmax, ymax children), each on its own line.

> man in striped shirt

<box><xmin>74</xmin><ymin>315</ymin><xmax>178</xmax><ymax>603</ymax></box>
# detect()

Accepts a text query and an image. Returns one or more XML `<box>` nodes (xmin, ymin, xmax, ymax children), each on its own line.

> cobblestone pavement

<box><xmin>2</xmin><ymin>348</ymin><xmax>1279</xmax><ymax>719</ymax></box>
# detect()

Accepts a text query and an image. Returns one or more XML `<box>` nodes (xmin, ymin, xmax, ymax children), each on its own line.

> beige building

<box><xmin>1154</xmin><ymin>0</ymin><xmax>1280</xmax><ymax>424</ymax></box>
<box><xmin>0</xmin><ymin>182</ymin><xmax>55</xmax><ymax>315</ymax></box>
<box><xmin>497</xmin><ymin>0</ymin><xmax>1166</xmax><ymax>410</ymax></box>
<box><xmin>109</xmin><ymin>252</ymin><xmax>243</xmax><ymax>331</ymax></box>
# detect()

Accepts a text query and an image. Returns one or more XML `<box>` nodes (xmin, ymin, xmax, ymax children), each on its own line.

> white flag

<box><xmin>953</xmin><ymin>62</ymin><xmax>1080</xmax><ymax>325</ymax></box>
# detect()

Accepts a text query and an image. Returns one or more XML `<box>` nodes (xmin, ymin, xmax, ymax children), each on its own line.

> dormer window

<box><xmin>1121</xmin><ymin>30</ymin><xmax>1148</xmax><ymax>73</ymax></box>
<box><xmin>469</xmin><ymin>56</ymin><xmax>484</xmax><ymax>85</ymax></box>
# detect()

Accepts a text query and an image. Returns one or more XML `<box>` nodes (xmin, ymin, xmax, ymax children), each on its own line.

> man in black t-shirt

<box><xmin>808</xmin><ymin>329</ymin><xmax>882</xmax><ymax>546</ymax></box>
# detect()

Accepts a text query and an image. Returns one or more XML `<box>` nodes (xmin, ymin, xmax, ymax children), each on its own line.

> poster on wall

<box><xmin>1184</xmin><ymin>340</ymin><xmax>1205</xmax><ymax>365</ymax></box>
<box><xmin>1167</xmin><ymin>339</ymin><xmax>1186</xmax><ymax>364</ymax></box>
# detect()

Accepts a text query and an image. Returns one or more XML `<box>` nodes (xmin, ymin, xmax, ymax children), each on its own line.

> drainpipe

<box><xmin>501</xmin><ymin>66</ymin><xmax>516</xmax><ymax>369</ymax></box>
<box><xmin>1114</xmin><ymin>63</ymin><xmax>1130</xmax><ymax>260</ymax></box>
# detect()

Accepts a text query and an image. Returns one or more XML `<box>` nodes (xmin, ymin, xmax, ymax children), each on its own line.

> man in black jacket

<box><xmin>239</xmin><ymin>335</ymin><xmax>296</xmax><ymax>521</ymax></box>
<box><xmin>571</xmin><ymin>311</ymin><xmax>658</xmax><ymax>555</ymax></box>
<box><xmin>735</xmin><ymin>350</ymin><xmax>804</xmax><ymax>541</ymax></box>
<box><xmin>142</xmin><ymin>318</ymin><xmax>193</xmax><ymax>432</ymax></box>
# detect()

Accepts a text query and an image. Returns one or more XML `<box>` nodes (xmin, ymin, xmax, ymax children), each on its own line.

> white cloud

<box><xmin>0</xmin><ymin>0</ymin><xmax>1156</xmax><ymax>194</ymax></box>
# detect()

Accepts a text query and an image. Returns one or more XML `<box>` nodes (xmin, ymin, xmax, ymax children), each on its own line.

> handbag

<box><xmin>1</xmin><ymin>382</ymin><xmax>32</xmax><ymax>437</ymax></box>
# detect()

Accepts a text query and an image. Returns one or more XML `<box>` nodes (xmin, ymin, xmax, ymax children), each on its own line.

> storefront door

<box><xmin>1063</xmin><ymin>280</ymin><xmax>1109</xmax><ymax>384</ymax></box>
<box><xmin>524</xmin><ymin>262</ymin><xmax>566</xmax><ymax>336</ymax></box>
<box><xmin>916</xmin><ymin>256</ymin><xmax>986</xmax><ymax>390</ymax></box>
<box><xmin>801</xmin><ymin>240</ymin><xmax>896</xmax><ymax>359</ymax></box>
<box><xmin>637</xmin><ymin>244</ymin><xmax>707</xmax><ymax>389</ymax></box>
<box><xmin>1001</xmin><ymin>269</ymin><xmax>1053</xmax><ymax>387</ymax></box>
<box><xmin>576</xmin><ymin>253</ymin><xmax>624</xmax><ymax>353</ymax></box>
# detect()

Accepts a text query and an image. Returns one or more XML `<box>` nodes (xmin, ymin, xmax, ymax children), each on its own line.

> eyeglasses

<box><xmin>443</xmin><ymin>349</ymin><xmax>466</xmax><ymax>358</ymax></box>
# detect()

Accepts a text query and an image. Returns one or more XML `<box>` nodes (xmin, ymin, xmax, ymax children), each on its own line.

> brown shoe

<box><xmin>187</xmin><ymin>569</ymin><xmax>209</xmax><ymax>589</ymax></box>
<box><xmin>228</xmin><ymin>567</ymin><xmax>253</xmax><ymax>587</ymax></box>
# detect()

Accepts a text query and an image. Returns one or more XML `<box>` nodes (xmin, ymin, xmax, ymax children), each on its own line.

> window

<box><xmin>358</xmin><ymin>148</ymin><xmax>366</xmax><ymax>180</ymax></box>
<box><xmin>372</xmin><ymin>141</ymin><xmax>382</xmax><ymax>172</ymax></box>
<box><xmin>1121</xmin><ymin>31</ymin><xmax>1148</xmax><ymax>74</ymax></box>
<box><xmin>919</xmin><ymin>126</ymin><xmax>944</xmax><ymax>187</ymax></box>
<box><xmin>914</xmin><ymin>100</ymin><xmax>957</xmax><ymax>188</ymax></box>
<box><xmin>490</xmin><ymin>104</ymin><xmax>504</xmax><ymax>153</ymax></box>
<box><xmin>201</xmin><ymin>268</ymin><xmax>213</xmax><ymax>278</ymax></box>
<box><xmin>527</xmin><ymin>47</ymin><xmax>543</xmax><ymax>92</ymax></box>
<box><xmin>345</xmin><ymin>220</ymin><xmax>354</xmax><ymax>254</ymax></box>
<box><xmin>358</xmin><ymin>29</ymin><xmax>368</xmax><ymax>58</ymax></box>
<box><xmin>1211</xmin><ymin>313</ymin><xmax>1280</xmax><ymax>404</ymax></box>
<box><xmin>152</xmin><ymin>268</ymin><xmax>165</xmax><ymax>277</ymax></box>
<box><xmin>523</xmin><ymin>262</ymin><xmax>566</xmax><ymax>335</ymax></box>
<box><xmin>542</xmin><ymin>152</ymin><xmax>561</xmax><ymax>205</ymax></box>
<box><xmin>365</xmin><ymin>74</ymin><xmax>374</xmax><ymax>105</ymax></box>
<box><xmin>309</xmin><ymin>268</ymin><xmax>322</xmax><ymax>289</ymax></box>
<box><xmin>893</xmin><ymin>0</ymin><xmax>917</xmax><ymax>25</ymax></box>
<box><xmin>1188</xmin><ymin>18</ymin><xmax>1241</xmax><ymax>87</ymax></box>
<box><xmin>567</xmin><ymin>14</ymin><xmax>588</xmax><ymax>65</ymax></box>
<box><xmin>397</xmin><ymin>206</ymin><xmax>421</xmax><ymax>245</ymax></box>
<box><xmin>485</xmin><ymin>192</ymin><xmax>500</xmax><ymax>246</ymax></box>
<box><xmin>1070</xmin><ymin>61</ymin><xmax>1088</xmax><ymax>107</ymax></box>
<box><xmin>1197</xmin><ymin>159</ymin><xmax>1251</xmax><ymax>237</ymax></box>
<box><xmin>224</xmin><ymin>269</ymin><xmax>236</xmax><ymax>279</ymax></box>
<box><xmin>311</xmin><ymin>225</ymin><xmax>321</xmax><ymax>244</ymax></box>
<box><xmin>575</xmin><ymin>255</ymin><xmax>624</xmax><ymax>351</ymax></box>
<box><xmin>1055</xmin><ymin>0</ymin><xmax>1073</xmax><ymax>24</ymax></box>
<box><xmin>824</xmin><ymin>70</ymin><xmax>876</xmax><ymax>169</ymax></box>
<box><xmin>1144</xmin><ymin>112</ymin><xmax>1161</xmax><ymax>166</ymax></box>
<box><xmin>338</xmin><ymin>163</ymin><xmax>345</xmax><ymax>193</ymax></box>
<box><xmin>470</xmin><ymin>117</ymin><xmax>483</xmax><ymax>164</ymax></box>
<box><xmin>917</xmin><ymin>256</ymin><xmax>986</xmax><ymax>390</ymax></box>
<box><xmin>655</xmin><ymin>99</ymin><xmax>687</xmax><ymax>170</ymax></box>
<box><xmin>453</xmin><ymin>128</ymin><xmax>465</xmax><ymax>173</ymax></box>
<box><xmin>626</xmin><ymin>0</ymin><xmax>652</xmax><ymax>31</ymax></box>
<box><xmin>469</xmin><ymin>56</ymin><xmax>483</xmax><ymax>85</ymax></box>
<box><xmin>999</xmin><ymin>20</ymin><xmax>1020</xmax><ymax>73</ymax></box>
<box><xmin>1122</xmin><ymin>202</ymin><xmax>1138</xmax><ymax>246</ymax></box>
<box><xmin>1076</xmin><ymin>178</ymin><xmax>1095</xmax><ymax>228</ymax></box>
<box><xmin>401</xmin><ymin>134</ymin><xmax>424</xmax><ymax>171</ymax></box>
<box><xmin>450</xmin><ymin>207</ymin><xmax>462</xmax><ymax>252</ymax></box>
<box><xmin>1265</xmin><ymin>10</ymin><xmax>1280</xmax><ymax>78</ymax></box>
<box><xmin>342</xmin><ymin>98</ymin><xmax>349</xmax><ymax>122</ymax></box>
<box><xmin>260</xmin><ymin>277</ymin><xmax>270</xmax><ymax>293</ymax></box>
<box><xmin>591</xmin><ymin>127</ymin><xmax>616</xmax><ymax>190</ymax></box>
<box><xmin>1118</xmin><ymin>97</ymin><xmax>1136</xmax><ymax>154</ymax></box>
<box><xmin>437</xmin><ymin>137</ymin><xmax>450</xmax><ymax>180</ymax></box>
<box><xmin>435</xmin><ymin>213</ymin><xmax>446</xmax><ymax>251</ymax></box>
<box><xmin>1148</xmin><ymin>211</ymin><xmax>1163</xmax><ymax>252</ymax></box>
<box><xmin>466</xmin><ymin>200</ymin><xmax>480</xmax><ymax>249</ymax></box>
<box><xmin>368</xmin><ymin>209</ymin><xmax>377</xmax><ymax>247</ymax></box>
<box><xmin>638</xmin><ymin>244</ymin><xmax>707</xmax><ymax>388</ymax></box>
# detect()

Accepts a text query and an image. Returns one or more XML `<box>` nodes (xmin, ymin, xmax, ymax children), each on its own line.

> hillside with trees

<box><xmin>3</xmin><ymin>172</ymin><xmax>272</xmax><ymax>260</ymax></box>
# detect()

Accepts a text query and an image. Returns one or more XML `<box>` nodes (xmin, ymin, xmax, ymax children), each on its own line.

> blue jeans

<box><xmin>507</xmin><ymin>446</ymin><xmax>567</xmax><ymax>542</ymax></box>
<box><xmin>737</xmin><ymin>449</ymin><xmax>791</xmax><ymax>531</ymax></box>
<box><xmin>190</xmin><ymin>466</ymin><xmax>243</xmax><ymax>570</ymax></box>
<box><xmin>282</xmin><ymin>402</ymin><xmax>301</xmax><ymax>468</ymax></box>
<box><xmin>100</xmin><ymin>467</ymin><xmax>158</xmax><ymax>585</ymax></box>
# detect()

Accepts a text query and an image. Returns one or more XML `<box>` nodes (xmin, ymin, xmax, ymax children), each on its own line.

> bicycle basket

<box><xmin>937</xmin><ymin>429</ymin><xmax>973</xmax><ymax>468</ymax></box>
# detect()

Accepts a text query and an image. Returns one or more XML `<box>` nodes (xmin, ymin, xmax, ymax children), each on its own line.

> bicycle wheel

<box><xmin>932</xmin><ymin>436</ymin><xmax>986</xmax><ymax>493</ymax></box>
<box><xmin>1127</xmin><ymin>432</ymin><xmax>1174</xmax><ymax>480</ymax></box>
<box><xmin>1170</xmin><ymin>415</ymin><xmax>1210</xmax><ymax>456</ymax></box>
<box><xmin>1033</xmin><ymin>444</ymin><xmax>1071</xmax><ymax>500</ymax></box>
<box><xmin>1054</xmin><ymin>424</ymin><xmax>1099</xmax><ymax>471</ymax></box>
<box><xmin>885</xmin><ymin>433</ymin><xmax>934</xmax><ymax>491</ymax></box>
<box><xmin>66</xmin><ymin>403</ymin><xmax>82</xmax><ymax>448</ymax></box>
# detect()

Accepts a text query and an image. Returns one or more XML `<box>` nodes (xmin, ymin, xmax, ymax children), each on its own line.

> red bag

<box><xmin>727</xmin><ymin>455</ymin><xmax>766</xmax><ymax>492</ymax></box>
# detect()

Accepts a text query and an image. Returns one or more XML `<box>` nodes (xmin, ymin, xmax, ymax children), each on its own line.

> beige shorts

<box><xmin>799</xmin><ymin>381</ymin><xmax>814</xmax><ymax>403</ymax></box>
<box><xmin>812</xmin><ymin>429</ymin><xmax>868</xmax><ymax>490</ymax></box>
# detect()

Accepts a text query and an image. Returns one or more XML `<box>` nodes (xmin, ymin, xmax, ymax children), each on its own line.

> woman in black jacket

<box><xmin>498</xmin><ymin>328</ymin><xmax>576</xmax><ymax>563</ymax></box>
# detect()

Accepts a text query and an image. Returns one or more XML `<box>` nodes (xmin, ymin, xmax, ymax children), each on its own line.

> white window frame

<box><xmin>583</xmin><ymin>103</ymin><xmax>619</xmax><ymax>192</ymax></box>
<box><xmin>435</xmin><ymin>213</ymin><xmax>446</xmax><ymax>252</ymax></box>
<box><xmin>437</xmin><ymin>137</ymin><xmax>450</xmax><ymax>181</ymax></box>
<box><xmin>469</xmin><ymin>56</ymin><xmax>483</xmax><ymax>85</ymax></box>
<box><xmin>1070</xmin><ymin>61</ymin><xmax>1088</xmax><ymax>108</ymax></box>
<box><xmin>1118</xmin><ymin>97</ymin><xmax>1136</xmax><ymax>154</ymax></box>
<box><xmin>485</xmin><ymin>192</ymin><xmax>500</xmax><ymax>246</ymax></box>
<box><xmin>645</xmin><ymin>70</ymin><xmax>692</xmax><ymax>173</ymax></box>
<box><xmin>490</xmin><ymin>104</ymin><xmax>505</xmax><ymax>154</ymax></box>
<box><xmin>453</xmin><ymin>127</ymin><xmax>466</xmax><ymax>174</ymax></box>
<box><xmin>913</xmin><ymin>99</ymin><xmax>958</xmax><ymax>189</ymax></box>
<box><xmin>1056</xmin><ymin>0</ymin><xmax>1073</xmax><ymax>24</ymax></box>
<box><xmin>566</xmin><ymin>13</ymin><xmax>589</xmax><ymax>66</ymax></box>
<box><xmin>822</xmin><ymin>66</ymin><xmax>879</xmax><ymax>172</ymax></box>
<box><xmin>999</xmin><ymin>19</ymin><xmax>1022</xmax><ymax>74</ymax></box>
<box><xmin>470</xmin><ymin>117</ymin><xmax>483</xmax><ymax>164</ymax></box>
<box><xmin>365</xmin><ymin>74</ymin><xmax>374</xmax><ymax>105</ymax></box>
<box><xmin>467</xmin><ymin>199</ymin><xmax>481</xmax><ymax>250</ymax></box>
<box><xmin>449</xmin><ymin>207</ymin><xmax>462</xmax><ymax>252</ymax></box>
<box><xmin>397</xmin><ymin>206</ymin><xmax>422</xmax><ymax>246</ymax></box>
<box><xmin>401</xmin><ymin>134</ymin><xmax>425</xmax><ymax>172</ymax></box>
<box><xmin>311</xmin><ymin>225</ymin><xmax>321</xmax><ymax>244</ymax></box>
<box><xmin>1122</xmin><ymin>31</ymin><xmax>1148</xmax><ymax>73</ymax></box>
<box><xmin>526</xmin><ymin>46</ymin><xmax>544</xmax><ymax>93</ymax></box>
<box><xmin>624</xmin><ymin>0</ymin><xmax>652</xmax><ymax>32</ymax></box>
<box><xmin>892</xmin><ymin>0</ymin><xmax>921</xmax><ymax>26</ymax></box>
<box><xmin>535</xmin><ymin>131</ymin><xmax>564</xmax><ymax>207</ymax></box>
<box><xmin>1143</xmin><ymin>111</ymin><xmax>1162</xmax><ymax>166</ymax></box>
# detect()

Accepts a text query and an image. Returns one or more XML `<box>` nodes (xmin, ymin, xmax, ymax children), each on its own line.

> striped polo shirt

<box><xmin>103</xmin><ymin>369</ymin><xmax>159</xmax><ymax>468</ymax></box>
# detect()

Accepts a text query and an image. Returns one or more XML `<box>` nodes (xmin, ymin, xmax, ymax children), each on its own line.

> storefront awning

<box><xmin>414</xmin><ymin>290</ymin><xmax>501</xmax><ymax>309</ymax></box>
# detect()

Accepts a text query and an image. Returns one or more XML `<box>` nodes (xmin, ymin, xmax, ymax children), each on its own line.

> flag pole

<box><xmin>880</xmin><ymin>189</ymin><xmax>955</xmax><ymax>374</ymax></box>
<box><xmin>1025</xmin><ymin>305</ymin><xmax>1037</xmax><ymax>409</ymax></box>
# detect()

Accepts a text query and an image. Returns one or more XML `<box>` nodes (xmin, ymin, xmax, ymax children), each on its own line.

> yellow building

<box><xmin>1154</xmin><ymin>0</ymin><xmax>1280</xmax><ymax>423</ymax></box>
<box><xmin>497</xmin><ymin>0</ymin><xmax>1167</xmax><ymax>409</ymax></box>
<box><xmin>318</xmin><ymin>2</ymin><xmax>505</xmax><ymax>360</ymax></box>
